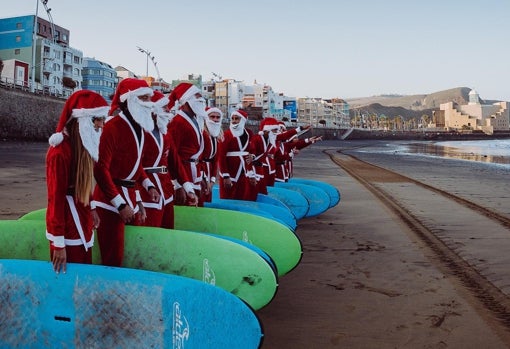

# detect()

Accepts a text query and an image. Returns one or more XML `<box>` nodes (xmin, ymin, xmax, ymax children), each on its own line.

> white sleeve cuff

<box><xmin>183</xmin><ymin>182</ymin><xmax>194</xmax><ymax>193</ymax></box>
<box><xmin>53</xmin><ymin>235</ymin><xmax>65</xmax><ymax>248</ymax></box>
<box><xmin>90</xmin><ymin>200</ymin><xmax>97</xmax><ymax>210</ymax></box>
<box><xmin>172</xmin><ymin>179</ymin><xmax>182</xmax><ymax>189</ymax></box>
<box><xmin>135</xmin><ymin>190</ymin><xmax>141</xmax><ymax>202</ymax></box>
<box><xmin>296</xmin><ymin>126</ymin><xmax>302</xmax><ymax>133</ymax></box>
<box><xmin>111</xmin><ymin>194</ymin><xmax>125</xmax><ymax>208</ymax></box>
<box><xmin>211</xmin><ymin>176</ymin><xmax>216</xmax><ymax>184</ymax></box>
<box><xmin>142</xmin><ymin>178</ymin><xmax>153</xmax><ymax>191</ymax></box>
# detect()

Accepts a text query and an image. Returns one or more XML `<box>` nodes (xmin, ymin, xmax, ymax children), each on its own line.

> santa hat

<box><xmin>259</xmin><ymin>117</ymin><xmax>280</xmax><ymax>132</ymax></box>
<box><xmin>231</xmin><ymin>109</ymin><xmax>248</xmax><ymax>119</ymax></box>
<box><xmin>109</xmin><ymin>78</ymin><xmax>153</xmax><ymax>115</ymax></box>
<box><xmin>206</xmin><ymin>106</ymin><xmax>223</xmax><ymax>118</ymax></box>
<box><xmin>49</xmin><ymin>90</ymin><xmax>109</xmax><ymax>146</ymax></box>
<box><xmin>151</xmin><ymin>90</ymin><xmax>168</xmax><ymax>108</ymax></box>
<box><xmin>168</xmin><ymin>82</ymin><xmax>201</xmax><ymax>110</ymax></box>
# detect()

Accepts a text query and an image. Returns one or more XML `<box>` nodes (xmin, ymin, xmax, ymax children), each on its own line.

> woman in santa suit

<box><xmin>135</xmin><ymin>91</ymin><xmax>196</xmax><ymax>228</ymax></box>
<box><xmin>200</xmin><ymin>107</ymin><xmax>223</xmax><ymax>203</ymax></box>
<box><xmin>46</xmin><ymin>90</ymin><xmax>109</xmax><ymax>273</ymax></box>
<box><xmin>93</xmin><ymin>78</ymin><xmax>160</xmax><ymax>267</ymax></box>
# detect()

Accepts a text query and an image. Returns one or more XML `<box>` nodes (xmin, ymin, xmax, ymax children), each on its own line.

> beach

<box><xmin>1</xmin><ymin>139</ymin><xmax>510</xmax><ymax>348</ymax></box>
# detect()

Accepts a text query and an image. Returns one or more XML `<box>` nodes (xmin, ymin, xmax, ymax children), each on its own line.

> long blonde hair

<box><xmin>67</xmin><ymin>118</ymin><xmax>94</xmax><ymax>206</ymax></box>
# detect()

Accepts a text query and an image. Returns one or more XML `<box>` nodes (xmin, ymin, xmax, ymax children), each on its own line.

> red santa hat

<box><xmin>206</xmin><ymin>106</ymin><xmax>223</xmax><ymax>118</ymax></box>
<box><xmin>168</xmin><ymin>82</ymin><xmax>201</xmax><ymax>110</ymax></box>
<box><xmin>151</xmin><ymin>90</ymin><xmax>168</xmax><ymax>108</ymax></box>
<box><xmin>109</xmin><ymin>78</ymin><xmax>153</xmax><ymax>115</ymax></box>
<box><xmin>259</xmin><ymin>117</ymin><xmax>280</xmax><ymax>132</ymax></box>
<box><xmin>49</xmin><ymin>90</ymin><xmax>109</xmax><ymax>146</ymax></box>
<box><xmin>231</xmin><ymin>109</ymin><xmax>248</xmax><ymax>119</ymax></box>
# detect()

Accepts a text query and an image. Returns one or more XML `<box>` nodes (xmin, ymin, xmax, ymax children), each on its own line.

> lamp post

<box><xmin>137</xmin><ymin>46</ymin><xmax>161</xmax><ymax>81</ymax></box>
<box><xmin>30</xmin><ymin>0</ymin><xmax>40</xmax><ymax>92</ymax></box>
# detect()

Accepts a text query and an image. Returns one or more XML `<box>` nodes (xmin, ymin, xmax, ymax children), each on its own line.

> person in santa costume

<box><xmin>217</xmin><ymin>109</ymin><xmax>257</xmax><ymax>200</ymax></box>
<box><xmin>167</xmin><ymin>82</ymin><xmax>207</xmax><ymax>206</ymax></box>
<box><xmin>46</xmin><ymin>90</ymin><xmax>109</xmax><ymax>273</ymax></box>
<box><xmin>200</xmin><ymin>107</ymin><xmax>223</xmax><ymax>203</ymax></box>
<box><xmin>92</xmin><ymin>78</ymin><xmax>160</xmax><ymax>267</ymax></box>
<box><xmin>134</xmin><ymin>90</ymin><xmax>196</xmax><ymax>228</ymax></box>
<box><xmin>248</xmin><ymin>117</ymin><xmax>282</xmax><ymax>199</ymax></box>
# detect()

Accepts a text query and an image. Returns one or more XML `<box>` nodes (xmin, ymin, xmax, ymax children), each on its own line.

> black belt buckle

<box><xmin>160</xmin><ymin>166</ymin><xmax>168</xmax><ymax>174</ymax></box>
<box><xmin>113</xmin><ymin>179</ymin><xmax>136</xmax><ymax>188</ymax></box>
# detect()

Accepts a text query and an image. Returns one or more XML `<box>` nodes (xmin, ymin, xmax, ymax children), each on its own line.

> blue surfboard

<box><xmin>205</xmin><ymin>199</ymin><xmax>297</xmax><ymax>231</ymax></box>
<box><xmin>274</xmin><ymin>182</ymin><xmax>330</xmax><ymax>217</ymax></box>
<box><xmin>266</xmin><ymin>186</ymin><xmax>310</xmax><ymax>220</ymax></box>
<box><xmin>0</xmin><ymin>259</ymin><xmax>263</xmax><ymax>349</ymax></box>
<box><xmin>289</xmin><ymin>177</ymin><xmax>341</xmax><ymax>208</ymax></box>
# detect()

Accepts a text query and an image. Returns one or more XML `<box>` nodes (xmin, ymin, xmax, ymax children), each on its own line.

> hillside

<box><xmin>344</xmin><ymin>86</ymin><xmax>503</xmax><ymax>120</ymax></box>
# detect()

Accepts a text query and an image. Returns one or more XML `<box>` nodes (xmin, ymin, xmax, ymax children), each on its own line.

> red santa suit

<box><xmin>93</xmin><ymin>78</ymin><xmax>156</xmax><ymax>267</ymax></box>
<box><xmin>46</xmin><ymin>90</ymin><xmax>110</xmax><ymax>264</ymax></box>
<box><xmin>200</xmin><ymin>131</ymin><xmax>219</xmax><ymax>203</ymax></box>
<box><xmin>218</xmin><ymin>110</ymin><xmax>256</xmax><ymax>200</ymax></box>
<box><xmin>167</xmin><ymin>83</ymin><xmax>209</xmax><ymax>206</ymax></box>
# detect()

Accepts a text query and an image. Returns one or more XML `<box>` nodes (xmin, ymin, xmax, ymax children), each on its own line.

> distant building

<box><xmin>440</xmin><ymin>89</ymin><xmax>509</xmax><ymax>134</ymax></box>
<box><xmin>297</xmin><ymin>97</ymin><xmax>350</xmax><ymax>128</ymax></box>
<box><xmin>0</xmin><ymin>15</ymin><xmax>82</xmax><ymax>97</ymax></box>
<box><xmin>82</xmin><ymin>57</ymin><xmax>117</xmax><ymax>100</ymax></box>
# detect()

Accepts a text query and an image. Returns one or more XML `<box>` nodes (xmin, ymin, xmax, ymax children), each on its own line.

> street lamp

<box><xmin>137</xmin><ymin>46</ymin><xmax>161</xmax><ymax>81</ymax></box>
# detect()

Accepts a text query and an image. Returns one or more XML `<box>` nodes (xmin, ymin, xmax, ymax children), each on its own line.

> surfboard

<box><xmin>0</xmin><ymin>259</ymin><xmax>263</xmax><ymax>348</ymax></box>
<box><xmin>266</xmin><ymin>186</ymin><xmax>310</xmax><ymax>220</ymax></box>
<box><xmin>274</xmin><ymin>182</ymin><xmax>330</xmax><ymax>217</ymax></box>
<box><xmin>19</xmin><ymin>206</ymin><xmax>303</xmax><ymax>277</ymax></box>
<box><xmin>205</xmin><ymin>199</ymin><xmax>297</xmax><ymax>231</ymax></box>
<box><xmin>289</xmin><ymin>177</ymin><xmax>341</xmax><ymax>208</ymax></box>
<box><xmin>0</xmin><ymin>219</ymin><xmax>277</xmax><ymax>310</ymax></box>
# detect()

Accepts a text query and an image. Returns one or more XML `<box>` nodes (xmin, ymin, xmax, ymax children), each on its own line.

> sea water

<box><xmin>405</xmin><ymin>139</ymin><xmax>510</xmax><ymax>167</ymax></box>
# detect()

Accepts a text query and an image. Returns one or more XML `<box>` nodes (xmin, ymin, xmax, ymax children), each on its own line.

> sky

<box><xmin>3</xmin><ymin>0</ymin><xmax>510</xmax><ymax>101</ymax></box>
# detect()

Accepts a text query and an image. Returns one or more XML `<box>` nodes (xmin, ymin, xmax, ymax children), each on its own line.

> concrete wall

<box><xmin>0</xmin><ymin>87</ymin><xmax>64</xmax><ymax>141</ymax></box>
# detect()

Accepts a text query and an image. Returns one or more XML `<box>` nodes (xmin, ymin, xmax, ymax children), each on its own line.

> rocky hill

<box><xmin>345</xmin><ymin>87</ymin><xmax>500</xmax><ymax>120</ymax></box>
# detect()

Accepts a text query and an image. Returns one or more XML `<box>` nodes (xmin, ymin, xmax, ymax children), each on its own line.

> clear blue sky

<box><xmin>4</xmin><ymin>0</ymin><xmax>510</xmax><ymax>101</ymax></box>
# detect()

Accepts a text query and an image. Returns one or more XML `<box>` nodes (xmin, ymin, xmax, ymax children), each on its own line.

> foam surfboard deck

<box><xmin>0</xmin><ymin>259</ymin><xmax>263</xmax><ymax>348</ymax></box>
<box><xmin>289</xmin><ymin>177</ymin><xmax>341</xmax><ymax>208</ymax></box>
<box><xmin>0</xmin><ymin>219</ymin><xmax>277</xmax><ymax>310</ymax></box>
<box><xmin>274</xmin><ymin>182</ymin><xmax>330</xmax><ymax>217</ymax></box>
<box><xmin>19</xmin><ymin>206</ymin><xmax>303</xmax><ymax>277</ymax></box>
<box><xmin>266</xmin><ymin>186</ymin><xmax>310</xmax><ymax>220</ymax></box>
<box><xmin>206</xmin><ymin>199</ymin><xmax>297</xmax><ymax>231</ymax></box>
<box><xmin>210</xmin><ymin>187</ymin><xmax>294</xmax><ymax>217</ymax></box>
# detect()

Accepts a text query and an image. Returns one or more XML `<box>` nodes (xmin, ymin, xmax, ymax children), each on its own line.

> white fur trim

<box><xmin>231</xmin><ymin>110</ymin><xmax>246</xmax><ymax>119</ymax></box>
<box><xmin>48</xmin><ymin>132</ymin><xmax>64</xmax><ymax>146</ymax></box>
<box><xmin>154</xmin><ymin>96</ymin><xmax>169</xmax><ymax>108</ymax></box>
<box><xmin>183</xmin><ymin>182</ymin><xmax>194</xmax><ymax>194</ymax></box>
<box><xmin>263</xmin><ymin>124</ymin><xmax>279</xmax><ymax>131</ymax></box>
<box><xmin>119</xmin><ymin>87</ymin><xmax>154</xmax><ymax>102</ymax></box>
<box><xmin>206</xmin><ymin>107</ymin><xmax>223</xmax><ymax>117</ymax></box>
<box><xmin>111</xmin><ymin>194</ymin><xmax>125</xmax><ymax>208</ymax></box>
<box><xmin>179</xmin><ymin>85</ymin><xmax>201</xmax><ymax>104</ymax></box>
<box><xmin>72</xmin><ymin>106</ymin><xmax>110</xmax><ymax>118</ymax></box>
<box><xmin>142</xmin><ymin>178</ymin><xmax>154</xmax><ymax>192</ymax></box>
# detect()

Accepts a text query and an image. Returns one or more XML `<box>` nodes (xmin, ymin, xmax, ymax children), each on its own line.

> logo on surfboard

<box><xmin>173</xmin><ymin>302</ymin><xmax>190</xmax><ymax>348</ymax></box>
<box><xmin>203</xmin><ymin>259</ymin><xmax>216</xmax><ymax>285</ymax></box>
<box><xmin>242</xmin><ymin>231</ymin><xmax>252</xmax><ymax>244</ymax></box>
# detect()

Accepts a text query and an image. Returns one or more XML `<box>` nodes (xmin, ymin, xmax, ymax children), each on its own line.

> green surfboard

<box><xmin>20</xmin><ymin>206</ymin><xmax>303</xmax><ymax>277</ymax></box>
<box><xmin>0</xmin><ymin>219</ymin><xmax>278</xmax><ymax>310</ymax></box>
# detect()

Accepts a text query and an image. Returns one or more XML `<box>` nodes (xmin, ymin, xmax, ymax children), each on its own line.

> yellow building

<box><xmin>440</xmin><ymin>90</ymin><xmax>509</xmax><ymax>134</ymax></box>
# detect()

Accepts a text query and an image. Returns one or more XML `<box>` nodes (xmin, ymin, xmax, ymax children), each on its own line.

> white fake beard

<box><xmin>206</xmin><ymin>119</ymin><xmax>222</xmax><ymax>137</ymax></box>
<box><xmin>155</xmin><ymin>111</ymin><xmax>173</xmax><ymax>135</ymax></box>
<box><xmin>229</xmin><ymin>118</ymin><xmax>246</xmax><ymax>137</ymax></box>
<box><xmin>268</xmin><ymin>131</ymin><xmax>277</xmax><ymax>147</ymax></box>
<box><xmin>188</xmin><ymin>97</ymin><xmax>208</xmax><ymax>130</ymax></box>
<box><xmin>78</xmin><ymin>117</ymin><xmax>101</xmax><ymax>161</ymax></box>
<box><xmin>127</xmin><ymin>95</ymin><xmax>155</xmax><ymax>132</ymax></box>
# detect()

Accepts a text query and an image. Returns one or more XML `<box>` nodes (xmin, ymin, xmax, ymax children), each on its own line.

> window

<box><xmin>14</xmin><ymin>49</ymin><xmax>20</xmax><ymax>55</ymax></box>
<box><xmin>16</xmin><ymin>36</ymin><xmax>21</xmax><ymax>42</ymax></box>
<box><xmin>16</xmin><ymin>22</ymin><xmax>22</xmax><ymax>29</ymax></box>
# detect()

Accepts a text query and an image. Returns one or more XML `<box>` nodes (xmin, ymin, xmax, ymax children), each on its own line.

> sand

<box><xmin>1</xmin><ymin>139</ymin><xmax>510</xmax><ymax>348</ymax></box>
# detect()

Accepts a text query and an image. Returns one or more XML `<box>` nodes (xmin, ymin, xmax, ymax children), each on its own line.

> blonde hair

<box><xmin>67</xmin><ymin>118</ymin><xmax>94</xmax><ymax>206</ymax></box>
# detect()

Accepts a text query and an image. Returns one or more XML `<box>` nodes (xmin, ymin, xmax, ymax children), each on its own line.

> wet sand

<box><xmin>1</xmin><ymin>140</ymin><xmax>510</xmax><ymax>348</ymax></box>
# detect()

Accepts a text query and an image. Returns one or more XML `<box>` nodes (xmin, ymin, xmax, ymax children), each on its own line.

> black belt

<box><xmin>184</xmin><ymin>159</ymin><xmax>199</xmax><ymax>163</ymax></box>
<box><xmin>253</xmin><ymin>161</ymin><xmax>264</xmax><ymax>167</ymax></box>
<box><xmin>113</xmin><ymin>179</ymin><xmax>136</xmax><ymax>188</ymax></box>
<box><xmin>201</xmin><ymin>158</ymin><xmax>214</xmax><ymax>163</ymax></box>
<box><xmin>144</xmin><ymin>166</ymin><xmax>168</xmax><ymax>174</ymax></box>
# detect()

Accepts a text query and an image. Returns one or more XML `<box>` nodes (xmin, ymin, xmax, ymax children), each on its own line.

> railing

<box><xmin>0</xmin><ymin>77</ymin><xmax>67</xmax><ymax>99</ymax></box>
